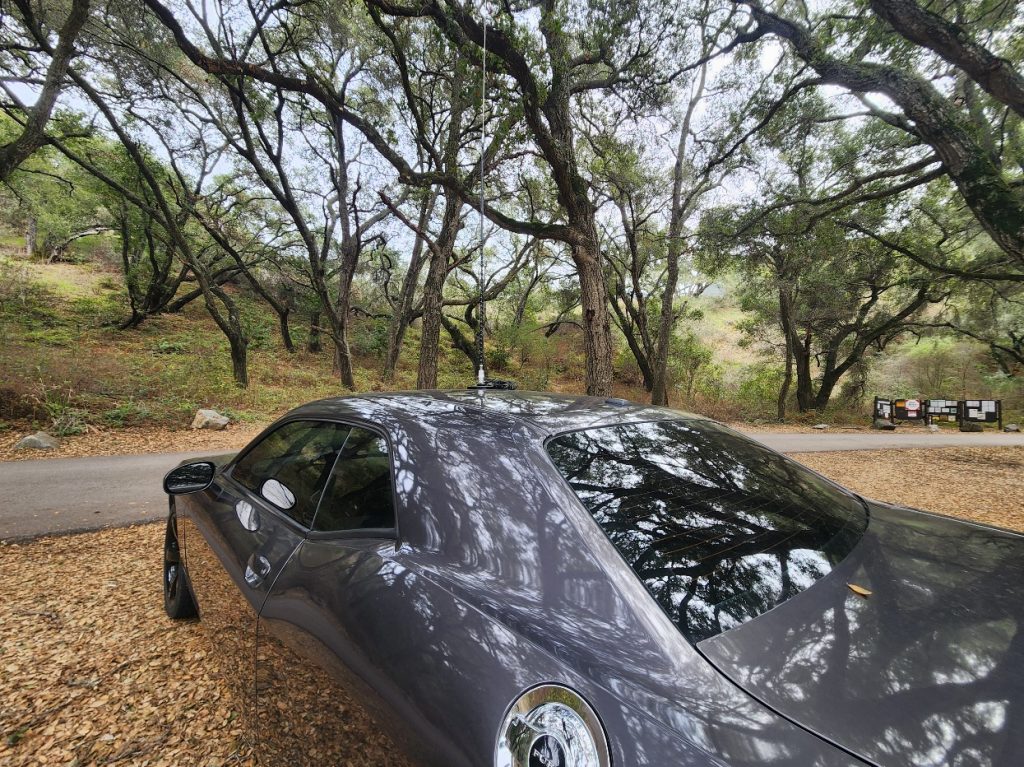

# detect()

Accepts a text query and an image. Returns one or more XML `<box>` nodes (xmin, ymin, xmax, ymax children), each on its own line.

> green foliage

<box><xmin>736</xmin><ymin>363</ymin><xmax>785</xmax><ymax>416</ymax></box>
<box><xmin>102</xmin><ymin>400</ymin><xmax>152</xmax><ymax>427</ymax></box>
<box><xmin>151</xmin><ymin>339</ymin><xmax>187</xmax><ymax>355</ymax></box>
<box><xmin>34</xmin><ymin>383</ymin><xmax>89</xmax><ymax>436</ymax></box>
<box><xmin>669</xmin><ymin>331</ymin><xmax>719</xmax><ymax>400</ymax></box>
<box><xmin>349</xmin><ymin>317</ymin><xmax>390</xmax><ymax>359</ymax></box>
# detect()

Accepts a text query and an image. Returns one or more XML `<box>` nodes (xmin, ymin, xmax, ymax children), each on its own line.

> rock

<box><xmin>872</xmin><ymin>419</ymin><xmax>896</xmax><ymax>431</ymax></box>
<box><xmin>1005</xmin><ymin>423</ymin><xmax>1020</xmax><ymax>433</ymax></box>
<box><xmin>812</xmin><ymin>423</ymin><xmax>829</xmax><ymax>430</ymax></box>
<box><xmin>191</xmin><ymin>409</ymin><xmax>229</xmax><ymax>431</ymax></box>
<box><xmin>959</xmin><ymin>422</ymin><xmax>984</xmax><ymax>433</ymax></box>
<box><xmin>14</xmin><ymin>431</ymin><xmax>60</xmax><ymax>450</ymax></box>
<box><xmin>927</xmin><ymin>424</ymin><xmax>940</xmax><ymax>433</ymax></box>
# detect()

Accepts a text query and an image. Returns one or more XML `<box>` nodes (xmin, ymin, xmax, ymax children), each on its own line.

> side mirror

<box><xmin>164</xmin><ymin>461</ymin><xmax>216</xmax><ymax>495</ymax></box>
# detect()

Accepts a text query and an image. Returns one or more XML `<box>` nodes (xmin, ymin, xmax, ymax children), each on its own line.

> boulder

<box><xmin>1005</xmin><ymin>423</ymin><xmax>1020</xmax><ymax>433</ymax></box>
<box><xmin>872</xmin><ymin>419</ymin><xmax>896</xmax><ymax>431</ymax></box>
<box><xmin>959</xmin><ymin>422</ymin><xmax>984</xmax><ymax>433</ymax></box>
<box><xmin>191</xmin><ymin>409</ymin><xmax>230</xmax><ymax>431</ymax></box>
<box><xmin>812</xmin><ymin>423</ymin><xmax>829</xmax><ymax>430</ymax></box>
<box><xmin>927</xmin><ymin>424</ymin><xmax>940</xmax><ymax>433</ymax></box>
<box><xmin>14</xmin><ymin>431</ymin><xmax>60</xmax><ymax>450</ymax></box>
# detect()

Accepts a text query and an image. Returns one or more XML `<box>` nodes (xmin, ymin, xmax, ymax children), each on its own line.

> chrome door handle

<box><xmin>244</xmin><ymin>554</ymin><xmax>272</xmax><ymax>587</ymax></box>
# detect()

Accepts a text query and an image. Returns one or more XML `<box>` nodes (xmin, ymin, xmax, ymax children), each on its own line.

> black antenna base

<box><xmin>468</xmin><ymin>378</ymin><xmax>517</xmax><ymax>391</ymax></box>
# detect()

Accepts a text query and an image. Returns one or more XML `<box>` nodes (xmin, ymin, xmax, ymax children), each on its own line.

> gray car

<box><xmin>161</xmin><ymin>390</ymin><xmax>1024</xmax><ymax>767</ymax></box>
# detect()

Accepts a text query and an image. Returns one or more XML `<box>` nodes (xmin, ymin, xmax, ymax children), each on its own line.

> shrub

<box><xmin>152</xmin><ymin>339</ymin><xmax>187</xmax><ymax>355</ymax></box>
<box><xmin>736</xmin><ymin>363</ymin><xmax>785</xmax><ymax>418</ymax></box>
<box><xmin>349</xmin><ymin>318</ymin><xmax>389</xmax><ymax>359</ymax></box>
<box><xmin>32</xmin><ymin>382</ymin><xmax>89</xmax><ymax>436</ymax></box>
<box><xmin>102</xmin><ymin>400</ymin><xmax>152</xmax><ymax>427</ymax></box>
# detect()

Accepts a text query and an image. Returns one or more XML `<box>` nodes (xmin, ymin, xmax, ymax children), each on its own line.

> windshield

<box><xmin>546</xmin><ymin>419</ymin><xmax>867</xmax><ymax>643</ymax></box>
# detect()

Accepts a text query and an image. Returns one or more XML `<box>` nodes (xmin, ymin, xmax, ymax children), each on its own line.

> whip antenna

<box><xmin>476</xmin><ymin>9</ymin><xmax>487</xmax><ymax>386</ymax></box>
<box><xmin>469</xmin><ymin>4</ymin><xmax>515</xmax><ymax>392</ymax></box>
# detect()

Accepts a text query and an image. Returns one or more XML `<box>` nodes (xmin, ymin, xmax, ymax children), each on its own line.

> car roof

<box><xmin>289</xmin><ymin>389</ymin><xmax>704</xmax><ymax>438</ymax></box>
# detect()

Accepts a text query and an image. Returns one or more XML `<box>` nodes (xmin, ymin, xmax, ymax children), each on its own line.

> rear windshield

<box><xmin>546</xmin><ymin>420</ymin><xmax>867</xmax><ymax>643</ymax></box>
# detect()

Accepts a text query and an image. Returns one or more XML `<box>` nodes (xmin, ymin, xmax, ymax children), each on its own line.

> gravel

<box><xmin>2</xmin><ymin>446</ymin><xmax>1022</xmax><ymax>765</ymax></box>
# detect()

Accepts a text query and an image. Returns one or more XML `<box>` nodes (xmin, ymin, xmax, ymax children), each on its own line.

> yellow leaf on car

<box><xmin>847</xmin><ymin>583</ymin><xmax>872</xmax><ymax>597</ymax></box>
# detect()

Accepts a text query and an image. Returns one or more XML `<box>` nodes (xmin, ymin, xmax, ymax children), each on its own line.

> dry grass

<box><xmin>1</xmin><ymin>446</ymin><xmax>1021</xmax><ymax>766</ymax></box>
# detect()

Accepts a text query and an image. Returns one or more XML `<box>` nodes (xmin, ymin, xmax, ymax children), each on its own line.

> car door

<box><xmin>179</xmin><ymin>419</ymin><xmax>351</xmax><ymax>745</ymax></box>
<box><xmin>254</xmin><ymin>424</ymin><xmax>420</xmax><ymax>766</ymax></box>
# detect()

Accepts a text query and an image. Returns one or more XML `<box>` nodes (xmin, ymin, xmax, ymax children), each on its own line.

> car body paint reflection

<box><xmin>169</xmin><ymin>392</ymin><xmax>1023</xmax><ymax>766</ymax></box>
<box><xmin>701</xmin><ymin>502</ymin><xmax>1024</xmax><ymax>766</ymax></box>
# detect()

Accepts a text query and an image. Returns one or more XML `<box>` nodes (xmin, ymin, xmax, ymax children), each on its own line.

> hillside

<box><xmin>2</xmin><ymin>240</ymin><xmax>1020</xmax><ymax>456</ymax></box>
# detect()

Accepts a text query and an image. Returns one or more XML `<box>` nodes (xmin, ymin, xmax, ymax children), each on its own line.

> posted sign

<box><xmin>874</xmin><ymin>397</ymin><xmax>892</xmax><ymax>421</ymax></box>
<box><xmin>960</xmin><ymin>400</ymin><xmax>1002</xmax><ymax>425</ymax></box>
<box><xmin>926</xmin><ymin>399</ymin><xmax>958</xmax><ymax>423</ymax></box>
<box><xmin>893</xmin><ymin>398</ymin><xmax>925</xmax><ymax>421</ymax></box>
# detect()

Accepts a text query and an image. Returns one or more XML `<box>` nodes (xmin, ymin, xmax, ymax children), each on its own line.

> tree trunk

<box><xmin>778</xmin><ymin>335</ymin><xmax>793</xmax><ymax>422</ymax></box>
<box><xmin>777</xmin><ymin>284</ymin><xmax>797</xmax><ymax>421</ymax></box>
<box><xmin>813</xmin><ymin>374</ymin><xmax>840</xmax><ymax>411</ymax></box>
<box><xmin>794</xmin><ymin>335</ymin><xmax>815</xmax><ymax>412</ymax></box>
<box><xmin>416</xmin><ymin>194</ymin><xmax>461</xmax><ymax>389</ymax></box>
<box><xmin>440</xmin><ymin>313</ymin><xmax>478</xmax><ymax>367</ymax></box>
<box><xmin>416</xmin><ymin>246</ymin><xmax>445</xmax><ymax>389</ymax></box>
<box><xmin>383</xmin><ymin>192</ymin><xmax>435</xmax><ymax>382</ymax></box>
<box><xmin>611</xmin><ymin>296</ymin><xmax>655</xmax><ymax>392</ymax></box>
<box><xmin>653</xmin><ymin>60</ymin><xmax>707</xmax><ymax>407</ymax></box>
<box><xmin>307</xmin><ymin>311</ymin><xmax>322</xmax><ymax>353</ymax></box>
<box><xmin>0</xmin><ymin>0</ymin><xmax>90</xmax><ymax>183</ymax></box>
<box><xmin>650</xmin><ymin>324</ymin><xmax>672</xmax><ymax>405</ymax></box>
<box><xmin>208</xmin><ymin>286</ymin><xmax>249</xmax><ymax>388</ymax></box>
<box><xmin>25</xmin><ymin>216</ymin><xmax>36</xmax><ymax>258</ymax></box>
<box><xmin>278</xmin><ymin>308</ymin><xmax>294</xmax><ymax>353</ymax></box>
<box><xmin>229</xmin><ymin>334</ymin><xmax>249</xmax><ymax>388</ymax></box>
<box><xmin>334</xmin><ymin>264</ymin><xmax>357</xmax><ymax>390</ymax></box>
<box><xmin>334</xmin><ymin>332</ymin><xmax>353</xmax><ymax>386</ymax></box>
<box><xmin>575</xmin><ymin>241</ymin><xmax>614</xmax><ymax>397</ymax></box>
<box><xmin>329</xmin><ymin>115</ymin><xmax>358</xmax><ymax>390</ymax></box>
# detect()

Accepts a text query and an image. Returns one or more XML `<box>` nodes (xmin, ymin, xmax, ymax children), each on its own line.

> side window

<box><xmin>313</xmin><ymin>426</ymin><xmax>395</xmax><ymax>533</ymax></box>
<box><xmin>232</xmin><ymin>420</ymin><xmax>351</xmax><ymax>527</ymax></box>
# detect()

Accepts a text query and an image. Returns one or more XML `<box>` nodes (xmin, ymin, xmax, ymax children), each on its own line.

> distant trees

<box><xmin>936</xmin><ymin>282</ymin><xmax>1024</xmax><ymax>376</ymax></box>
<box><xmin>0</xmin><ymin>0</ymin><xmax>90</xmax><ymax>182</ymax></box>
<box><xmin>0</xmin><ymin>0</ymin><xmax>1020</xmax><ymax>411</ymax></box>
<box><xmin>727</xmin><ymin>0</ymin><xmax>1024</xmax><ymax>277</ymax></box>
<box><xmin>709</xmin><ymin>210</ymin><xmax>947</xmax><ymax>414</ymax></box>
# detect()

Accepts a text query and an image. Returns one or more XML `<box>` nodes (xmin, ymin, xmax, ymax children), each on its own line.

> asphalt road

<box><xmin>1</xmin><ymin>431</ymin><xmax>1022</xmax><ymax>541</ymax></box>
<box><xmin>0</xmin><ymin>450</ymin><xmax>211</xmax><ymax>541</ymax></box>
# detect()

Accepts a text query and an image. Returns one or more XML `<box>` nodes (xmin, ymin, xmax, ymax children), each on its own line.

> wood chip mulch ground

<box><xmin>793</xmin><ymin>445</ymin><xmax>1024</xmax><ymax>532</ymax></box>
<box><xmin>0</xmin><ymin>524</ymin><xmax>253</xmax><ymax>767</ymax></box>
<box><xmin>1</xmin><ymin>446</ymin><xmax>1022</xmax><ymax>766</ymax></box>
